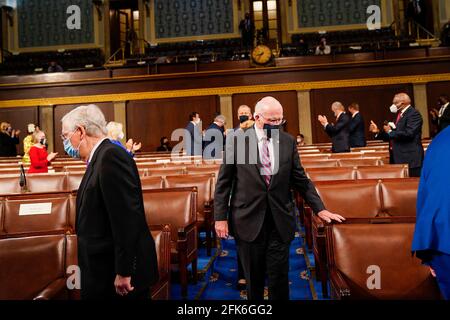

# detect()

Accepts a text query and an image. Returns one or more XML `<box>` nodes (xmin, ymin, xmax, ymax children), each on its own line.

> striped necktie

<box><xmin>261</xmin><ymin>137</ymin><xmax>272</xmax><ymax>186</ymax></box>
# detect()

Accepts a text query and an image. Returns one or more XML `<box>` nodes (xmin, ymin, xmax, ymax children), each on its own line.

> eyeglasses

<box><xmin>60</xmin><ymin>129</ymin><xmax>77</xmax><ymax>142</ymax></box>
<box><xmin>257</xmin><ymin>114</ymin><xmax>286</xmax><ymax>126</ymax></box>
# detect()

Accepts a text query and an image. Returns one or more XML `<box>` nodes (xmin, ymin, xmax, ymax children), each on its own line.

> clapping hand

<box><xmin>47</xmin><ymin>152</ymin><xmax>58</xmax><ymax>162</ymax></box>
<box><xmin>369</xmin><ymin>120</ymin><xmax>379</xmax><ymax>133</ymax></box>
<box><xmin>318</xmin><ymin>115</ymin><xmax>328</xmax><ymax>126</ymax></box>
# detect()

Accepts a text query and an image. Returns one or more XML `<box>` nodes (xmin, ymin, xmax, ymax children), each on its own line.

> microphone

<box><xmin>19</xmin><ymin>164</ymin><xmax>28</xmax><ymax>192</ymax></box>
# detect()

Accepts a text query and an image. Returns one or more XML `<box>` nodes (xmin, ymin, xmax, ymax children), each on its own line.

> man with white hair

<box><xmin>61</xmin><ymin>105</ymin><xmax>158</xmax><ymax>299</ymax></box>
<box><xmin>203</xmin><ymin>114</ymin><xmax>226</xmax><ymax>159</ymax></box>
<box><xmin>369</xmin><ymin>92</ymin><xmax>424</xmax><ymax>177</ymax></box>
<box><xmin>214</xmin><ymin>96</ymin><xmax>344</xmax><ymax>300</ymax></box>
<box><xmin>318</xmin><ymin>101</ymin><xmax>351</xmax><ymax>153</ymax></box>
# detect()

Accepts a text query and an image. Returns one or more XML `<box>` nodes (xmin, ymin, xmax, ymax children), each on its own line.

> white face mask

<box><xmin>118</xmin><ymin>132</ymin><xmax>124</xmax><ymax>140</ymax></box>
<box><xmin>390</xmin><ymin>104</ymin><xmax>399</xmax><ymax>113</ymax></box>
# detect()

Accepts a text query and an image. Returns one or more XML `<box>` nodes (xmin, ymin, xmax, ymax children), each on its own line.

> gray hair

<box><xmin>331</xmin><ymin>101</ymin><xmax>345</xmax><ymax>111</ymax></box>
<box><xmin>214</xmin><ymin>114</ymin><xmax>226</xmax><ymax>123</ymax></box>
<box><xmin>61</xmin><ymin>104</ymin><xmax>107</xmax><ymax>137</ymax></box>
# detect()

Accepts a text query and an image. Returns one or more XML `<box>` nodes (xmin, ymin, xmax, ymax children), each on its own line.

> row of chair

<box><xmin>303</xmin><ymin>178</ymin><xmax>420</xmax><ymax>298</ymax></box>
<box><xmin>0</xmin><ymin>219</ymin><xmax>171</xmax><ymax>300</ymax></box>
<box><xmin>0</xmin><ymin>186</ymin><xmax>201</xmax><ymax>299</ymax></box>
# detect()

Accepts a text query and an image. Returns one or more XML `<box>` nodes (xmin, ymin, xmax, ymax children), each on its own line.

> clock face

<box><xmin>251</xmin><ymin>45</ymin><xmax>272</xmax><ymax>65</ymax></box>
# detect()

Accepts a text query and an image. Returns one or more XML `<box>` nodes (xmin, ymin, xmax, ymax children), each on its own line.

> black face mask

<box><xmin>40</xmin><ymin>138</ymin><xmax>47</xmax><ymax>146</ymax></box>
<box><xmin>239</xmin><ymin>115</ymin><xmax>249</xmax><ymax>123</ymax></box>
<box><xmin>263</xmin><ymin>123</ymin><xmax>279</xmax><ymax>139</ymax></box>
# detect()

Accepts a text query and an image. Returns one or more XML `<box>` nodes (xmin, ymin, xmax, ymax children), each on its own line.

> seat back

<box><xmin>148</xmin><ymin>167</ymin><xmax>186</xmax><ymax>176</ymax></box>
<box><xmin>164</xmin><ymin>174</ymin><xmax>214</xmax><ymax>215</ymax></box>
<box><xmin>356</xmin><ymin>165</ymin><xmax>408</xmax><ymax>180</ymax></box>
<box><xmin>301</xmin><ymin>160</ymin><xmax>339</xmax><ymax>168</ymax></box>
<box><xmin>140</xmin><ymin>176</ymin><xmax>165</xmax><ymax>190</ymax></box>
<box><xmin>306</xmin><ymin>167</ymin><xmax>356</xmax><ymax>181</ymax></box>
<box><xmin>149</xmin><ymin>225</ymin><xmax>171</xmax><ymax>300</ymax></box>
<box><xmin>381</xmin><ymin>178</ymin><xmax>419</xmax><ymax>217</ymax></box>
<box><xmin>0</xmin><ymin>235</ymin><xmax>66</xmax><ymax>300</ymax></box>
<box><xmin>66</xmin><ymin>172</ymin><xmax>85</xmax><ymax>192</ymax></box>
<box><xmin>338</xmin><ymin>158</ymin><xmax>382</xmax><ymax>167</ymax></box>
<box><xmin>327</xmin><ymin>223</ymin><xmax>441</xmax><ymax>299</ymax></box>
<box><xmin>27</xmin><ymin>173</ymin><xmax>67</xmax><ymax>193</ymax></box>
<box><xmin>142</xmin><ymin>187</ymin><xmax>197</xmax><ymax>242</ymax></box>
<box><xmin>329</xmin><ymin>152</ymin><xmax>363</xmax><ymax>159</ymax></box>
<box><xmin>0</xmin><ymin>174</ymin><xmax>21</xmax><ymax>194</ymax></box>
<box><xmin>2</xmin><ymin>193</ymin><xmax>70</xmax><ymax>238</ymax></box>
<box><xmin>314</xmin><ymin>180</ymin><xmax>382</xmax><ymax>218</ymax></box>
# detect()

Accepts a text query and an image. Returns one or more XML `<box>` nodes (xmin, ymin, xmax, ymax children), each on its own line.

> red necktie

<box><xmin>395</xmin><ymin>112</ymin><xmax>402</xmax><ymax>125</ymax></box>
<box><xmin>261</xmin><ymin>137</ymin><xmax>272</xmax><ymax>186</ymax></box>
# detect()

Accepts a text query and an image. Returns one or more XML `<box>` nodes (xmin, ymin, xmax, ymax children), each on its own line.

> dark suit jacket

<box><xmin>376</xmin><ymin>106</ymin><xmax>424</xmax><ymax>169</ymax></box>
<box><xmin>76</xmin><ymin>139</ymin><xmax>158</xmax><ymax>299</ymax></box>
<box><xmin>324</xmin><ymin>112</ymin><xmax>350</xmax><ymax>153</ymax></box>
<box><xmin>185</xmin><ymin>122</ymin><xmax>202</xmax><ymax>156</ymax></box>
<box><xmin>0</xmin><ymin>132</ymin><xmax>19</xmax><ymax>157</ymax></box>
<box><xmin>433</xmin><ymin>104</ymin><xmax>450</xmax><ymax>133</ymax></box>
<box><xmin>203</xmin><ymin>122</ymin><xmax>224</xmax><ymax>159</ymax></box>
<box><xmin>349</xmin><ymin>112</ymin><xmax>366</xmax><ymax>148</ymax></box>
<box><xmin>214</xmin><ymin>128</ymin><xmax>325</xmax><ymax>244</ymax></box>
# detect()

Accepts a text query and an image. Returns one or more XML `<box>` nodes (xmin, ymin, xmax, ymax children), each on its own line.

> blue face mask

<box><xmin>63</xmin><ymin>136</ymin><xmax>80</xmax><ymax>158</ymax></box>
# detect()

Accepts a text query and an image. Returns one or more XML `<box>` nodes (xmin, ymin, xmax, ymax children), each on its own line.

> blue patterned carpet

<box><xmin>170</xmin><ymin>213</ymin><xmax>330</xmax><ymax>300</ymax></box>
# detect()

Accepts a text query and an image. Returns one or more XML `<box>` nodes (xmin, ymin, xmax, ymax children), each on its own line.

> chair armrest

<box><xmin>33</xmin><ymin>278</ymin><xmax>67</xmax><ymax>300</ymax></box>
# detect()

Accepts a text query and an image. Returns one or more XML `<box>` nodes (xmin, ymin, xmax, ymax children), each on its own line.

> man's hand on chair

<box><xmin>317</xmin><ymin>210</ymin><xmax>345</xmax><ymax>223</ymax></box>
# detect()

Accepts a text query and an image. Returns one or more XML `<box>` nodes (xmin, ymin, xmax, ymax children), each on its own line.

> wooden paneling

<box><xmin>232</xmin><ymin>91</ymin><xmax>299</xmax><ymax>137</ymax></box>
<box><xmin>53</xmin><ymin>102</ymin><xmax>114</xmax><ymax>155</ymax></box>
<box><xmin>0</xmin><ymin>107</ymin><xmax>38</xmax><ymax>155</ymax></box>
<box><xmin>310</xmin><ymin>84</ymin><xmax>414</xmax><ymax>143</ymax></box>
<box><xmin>126</xmin><ymin>96</ymin><xmax>219</xmax><ymax>152</ymax></box>
<box><xmin>426</xmin><ymin>81</ymin><xmax>450</xmax><ymax>136</ymax></box>
<box><xmin>3</xmin><ymin>56</ymin><xmax>450</xmax><ymax>102</ymax></box>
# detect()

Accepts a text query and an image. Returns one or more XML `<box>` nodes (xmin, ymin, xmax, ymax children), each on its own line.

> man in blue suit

<box><xmin>412</xmin><ymin>126</ymin><xmax>450</xmax><ymax>299</ymax></box>
<box><xmin>348</xmin><ymin>103</ymin><xmax>366</xmax><ymax>148</ymax></box>
<box><xmin>318</xmin><ymin>101</ymin><xmax>350</xmax><ymax>153</ymax></box>
<box><xmin>184</xmin><ymin>111</ymin><xmax>203</xmax><ymax>156</ymax></box>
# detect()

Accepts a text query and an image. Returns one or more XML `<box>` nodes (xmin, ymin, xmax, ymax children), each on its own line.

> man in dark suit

<box><xmin>184</xmin><ymin>111</ymin><xmax>203</xmax><ymax>156</ymax></box>
<box><xmin>369</xmin><ymin>93</ymin><xmax>424</xmax><ymax>177</ymax></box>
<box><xmin>318</xmin><ymin>101</ymin><xmax>351</xmax><ymax>153</ymax></box>
<box><xmin>214</xmin><ymin>97</ymin><xmax>344</xmax><ymax>300</ymax></box>
<box><xmin>61</xmin><ymin>105</ymin><xmax>158</xmax><ymax>299</ymax></box>
<box><xmin>348</xmin><ymin>103</ymin><xmax>366</xmax><ymax>148</ymax></box>
<box><xmin>430</xmin><ymin>95</ymin><xmax>450</xmax><ymax>134</ymax></box>
<box><xmin>203</xmin><ymin>114</ymin><xmax>226</xmax><ymax>159</ymax></box>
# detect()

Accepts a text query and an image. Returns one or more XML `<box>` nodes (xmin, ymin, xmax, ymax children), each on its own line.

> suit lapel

<box><xmin>76</xmin><ymin>139</ymin><xmax>109</xmax><ymax>221</ymax></box>
<box><xmin>268</xmin><ymin>133</ymin><xmax>282</xmax><ymax>189</ymax></box>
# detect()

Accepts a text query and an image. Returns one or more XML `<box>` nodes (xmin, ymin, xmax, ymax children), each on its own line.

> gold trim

<box><xmin>150</xmin><ymin>0</ymin><xmax>241</xmax><ymax>43</ymax></box>
<box><xmin>290</xmin><ymin>0</ymin><xmax>391</xmax><ymax>34</ymax></box>
<box><xmin>2</xmin><ymin>72</ymin><xmax>450</xmax><ymax>108</ymax></box>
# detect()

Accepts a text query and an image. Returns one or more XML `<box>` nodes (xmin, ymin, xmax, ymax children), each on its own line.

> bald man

<box><xmin>318</xmin><ymin>101</ymin><xmax>351</xmax><ymax>153</ymax></box>
<box><xmin>214</xmin><ymin>96</ymin><xmax>344</xmax><ymax>300</ymax></box>
<box><xmin>369</xmin><ymin>93</ymin><xmax>424</xmax><ymax>177</ymax></box>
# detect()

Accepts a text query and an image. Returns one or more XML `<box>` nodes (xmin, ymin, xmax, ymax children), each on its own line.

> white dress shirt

<box><xmin>255</xmin><ymin>126</ymin><xmax>275</xmax><ymax>174</ymax></box>
<box><xmin>88</xmin><ymin>137</ymin><xmax>108</xmax><ymax>164</ymax></box>
<box><xmin>439</xmin><ymin>102</ymin><xmax>449</xmax><ymax>118</ymax></box>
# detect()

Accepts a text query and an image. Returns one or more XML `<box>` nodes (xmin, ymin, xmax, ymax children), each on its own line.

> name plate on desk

<box><xmin>19</xmin><ymin>203</ymin><xmax>52</xmax><ymax>216</ymax></box>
